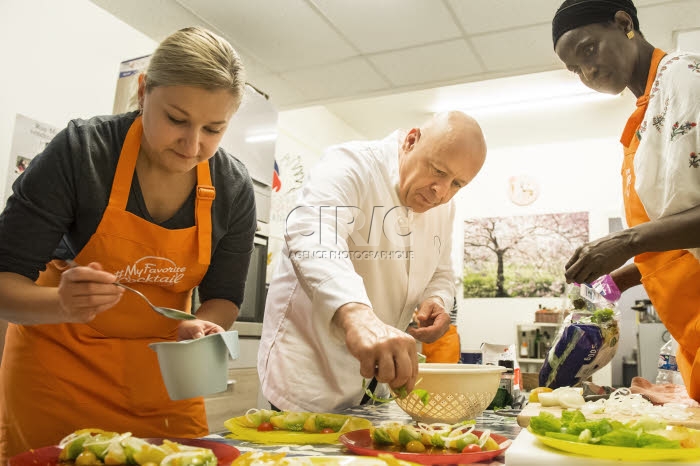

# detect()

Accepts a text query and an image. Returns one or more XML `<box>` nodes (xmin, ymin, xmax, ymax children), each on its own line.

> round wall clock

<box><xmin>508</xmin><ymin>175</ymin><xmax>540</xmax><ymax>206</ymax></box>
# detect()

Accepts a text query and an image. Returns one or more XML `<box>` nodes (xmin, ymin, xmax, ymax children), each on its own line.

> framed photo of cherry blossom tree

<box><xmin>463</xmin><ymin>211</ymin><xmax>589</xmax><ymax>298</ymax></box>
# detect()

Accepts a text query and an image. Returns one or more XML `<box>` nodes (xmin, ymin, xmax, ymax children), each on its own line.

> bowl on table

<box><xmin>394</xmin><ymin>363</ymin><xmax>506</xmax><ymax>424</ymax></box>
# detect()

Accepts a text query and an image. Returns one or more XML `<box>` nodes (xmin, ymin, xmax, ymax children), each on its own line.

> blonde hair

<box><xmin>144</xmin><ymin>27</ymin><xmax>246</xmax><ymax>102</ymax></box>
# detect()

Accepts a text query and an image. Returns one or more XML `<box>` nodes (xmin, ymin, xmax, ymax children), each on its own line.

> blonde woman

<box><xmin>0</xmin><ymin>27</ymin><xmax>256</xmax><ymax>460</ymax></box>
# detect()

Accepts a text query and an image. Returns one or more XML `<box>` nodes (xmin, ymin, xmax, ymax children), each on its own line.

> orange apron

<box><xmin>621</xmin><ymin>49</ymin><xmax>700</xmax><ymax>399</ymax></box>
<box><xmin>422</xmin><ymin>324</ymin><xmax>461</xmax><ymax>363</ymax></box>
<box><xmin>0</xmin><ymin>116</ymin><xmax>215</xmax><ymax>460</ymax></box>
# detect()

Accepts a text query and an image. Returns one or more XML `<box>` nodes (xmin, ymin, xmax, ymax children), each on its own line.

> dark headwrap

<box><xmin>552</xmin><ymin>0</ymin><xmax>639</xmax><ymax>48</ymax></box>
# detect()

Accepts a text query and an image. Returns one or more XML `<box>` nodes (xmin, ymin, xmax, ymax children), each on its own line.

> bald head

<box><xmin>397</xmin><ymin>111</ymin><xmax>486</xmax><ymax>213</ymax></box>
<box><xmin>421</xmin><ymin>111</ymin><xmax>487</xmax><ymax>165</ymax></box>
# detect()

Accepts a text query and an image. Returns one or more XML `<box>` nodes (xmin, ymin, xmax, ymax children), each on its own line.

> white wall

<box><xmin>0</xmin><ymin>0</ymin><xmax>156</xmax><ymax>200</ymax></box>
<box><xmin>275</xmin><ymin>105</ymin><xmax>365</xmax><ymax>176</ymax></box>
<box><xmin>267</xmin><ymin>106</ymin><xmax>365</xmax><ymax>276</ymax></box>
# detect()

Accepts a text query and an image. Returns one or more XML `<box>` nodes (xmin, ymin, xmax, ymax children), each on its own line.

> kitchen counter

<box><xmin>209</xmin><ymin>401</ymin><xmax>522</xmax><ymax>464</ymax></box>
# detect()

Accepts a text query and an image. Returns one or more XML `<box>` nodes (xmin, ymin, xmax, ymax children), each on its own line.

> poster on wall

<box><xmin>267</xmin><ymin>152</ymin><xmax>306</xmax><ymax>280</ymax></box>
<box><xmin>4</xmin><ymin>114</ymin><xmax>59</xmax><ymax>202</ymax></box>
<box><xmin>463</xmin><ymin>211</ymin><xmax>589</xmax><ymax>298</ymax></box>
<box><xmin>113</xmin><ymin>54</ymin><xmax>151</xmax><ymax>114</ymax></box>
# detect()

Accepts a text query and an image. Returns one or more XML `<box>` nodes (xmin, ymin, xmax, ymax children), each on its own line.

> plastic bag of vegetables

<box><xmin>539</xmin><ymin>282</ymin><xmax>620</xmax><ymax>389</ymax></box>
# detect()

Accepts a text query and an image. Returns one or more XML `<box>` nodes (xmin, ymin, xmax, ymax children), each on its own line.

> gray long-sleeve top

<box><xmin>0</xmin><ymin>111</ymin><xmax>256</xmax><ymax>306</ymax></box>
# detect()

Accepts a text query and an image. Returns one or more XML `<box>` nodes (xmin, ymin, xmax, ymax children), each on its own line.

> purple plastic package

<box><xmin>591</xmin><ymin>274</ymin><xmax>621</xmax><ymax>303</ymax></box>
<box><xmin>539</xmin><ymin>284</ymin><xmax>620</xmax><ymax>388</ymax></box>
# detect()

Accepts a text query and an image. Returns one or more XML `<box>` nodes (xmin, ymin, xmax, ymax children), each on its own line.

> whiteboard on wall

<box><xmin>677</xmin><ymin>29</ymin><xmax>700</xmax><ymax>51</ymax></box>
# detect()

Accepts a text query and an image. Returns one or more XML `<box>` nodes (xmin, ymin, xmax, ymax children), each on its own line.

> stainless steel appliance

<box><xmin>638</xmin><ymin>322</ymin><xmax>669</xmax><ymax>382</ymax></box>
<box><xmin>631</xmin><ymin>299</ymin><xmax>660</xmax><ymax>323</ymax></box>
<box><xmin>233</xmin><ymin>222</ymin><xmax>269</xmax><ymax>337</ymax></box>
<box><xmin>633</xmin><ymin>298</ymin><xmax>668</xmax><ymax>381</ymax></box>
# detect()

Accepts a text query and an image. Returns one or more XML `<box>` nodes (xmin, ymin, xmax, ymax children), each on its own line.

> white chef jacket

<box><xmin>258</xmin><ymin>131</ymin><xmax>456</xmax><ymax>412</ymax></box>
<box><xmin>634</xmin><ymin>51</ymin><xmax>700</xmax><ymax>261</ymax></box>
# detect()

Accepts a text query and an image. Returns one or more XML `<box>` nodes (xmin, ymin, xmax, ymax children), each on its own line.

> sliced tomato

<box><xmin>462</xmin><ymin>444</ymin><xmax>482</xmax><ymax>453</ymax></box>
<box><xmin>257</xmin><ymin>421</ymin><xmax>274</xmax><ymax>432</ymax></box>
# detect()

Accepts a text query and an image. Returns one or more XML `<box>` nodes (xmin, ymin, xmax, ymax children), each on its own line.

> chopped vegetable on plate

<box><xmin>57</xmin><ymin>429</ymin><xmax>218</xmax><ymax>466</ymax></box>
<box><xmin>224</xmin><ymin>409</ymin><xmax>372</xmax><ymax>444</ymax></box>
<box><xmin>528</xmin><ymin>410</ymin><xmax>700</xmax><ymax>460</ymax></box>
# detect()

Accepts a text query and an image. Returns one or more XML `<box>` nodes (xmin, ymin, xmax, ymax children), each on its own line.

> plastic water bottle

<box><xmin>656</xmin><ymin>336</ymin><xmax>682</xmax><ymax>385</ymax></box>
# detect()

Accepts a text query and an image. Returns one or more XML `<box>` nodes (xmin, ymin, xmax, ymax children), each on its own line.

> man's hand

<box><xmin>333</xmin><ymin>303</ymin><xmax>418</xmax><ymax>393</ymax></box>
<box><xmin>407</xmin><ymin>296</ymin><xmax>450</xmax><ymax>343</ymax></box>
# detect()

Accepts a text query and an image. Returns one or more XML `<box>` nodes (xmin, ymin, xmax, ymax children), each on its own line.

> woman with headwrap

<box><xmin>553</xmin><ymin>0</ymin><xmax>700</xmax><ymax>399</ymax></box>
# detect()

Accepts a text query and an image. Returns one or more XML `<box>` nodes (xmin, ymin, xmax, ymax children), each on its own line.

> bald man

<box><xmin>258</xmin><ymin>112</ymin><xmax>487</xmax><ymax>412</ymax></box>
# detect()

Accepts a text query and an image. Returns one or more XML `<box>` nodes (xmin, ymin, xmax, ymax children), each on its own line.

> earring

<box><xmin>627</xmin><ymin>30</ymin><xmax>635</xmax><ymax>39</ymax></box>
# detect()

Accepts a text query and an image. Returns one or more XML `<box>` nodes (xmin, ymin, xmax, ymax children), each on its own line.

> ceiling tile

<box><xmin>91</xmin><ymin>0</ymin><xmax>209</xmax><ymax>41</ymax></box>
<box><xmin>312</xmin><ymin>0</ymin><xmax>461</xmax><ymax>53</ymax></box>
<box><xmin>471</xmin><ymin>24</ymin><xmax>560</xmax><ymax>71</ymax></box>
<box><xmin>176</xmin><ymin>0</ymin><xmax>357</xmax><ymax>72</ymax></box>
<box><xmin>281</xmin><ymin>58</ymin><xmax>390</xmax><ymax>102</ymax></box>
<box><xmin>368</xmin><ymin>40</ymin><xmax>484</xmax><ymax>87</ymax></box>
<box><xmin>448</xmin><ymin>0</ymin><xmax>561</xmax><ymax>35</ymax></box>
<box><xmin>90</xmin><ymin>0</ymin><xmax>696</xmax><ymax>109</ymax></box>
<box><xmin>237</xmin><ymin>51</ymin><xmax>271</xmax><ymax>79</ymax></box>
<box><xmin>247</xmin><ymin>74</ymin><xmax>307</xmax><ymax>109</ymax></box>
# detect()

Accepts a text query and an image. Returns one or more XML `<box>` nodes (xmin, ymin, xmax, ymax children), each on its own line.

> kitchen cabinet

<box><xmin>204</xmin><ymin>367</ymin><xmax>260</xmax><ymax>433</ymax></box>
<box><xmin>516</xmin><ymin>323</ymin><xmax>560</xmax><ymax>375</ymax></box>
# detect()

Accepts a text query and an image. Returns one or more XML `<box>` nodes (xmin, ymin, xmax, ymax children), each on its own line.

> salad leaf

<box><xmin>529</xmin><ymin>412</ymin><xmax>562</xmax><ymax>436</ymax></box>
<box><xmin>637</xmin><ymin>432</ymin><xmax>681</xmax><ymax>449</ymax></box>
<box><xmin>361</xmin><ymin>378</ymin><xmax>431</xmax><ymax>406</ymax></box>
<box><xmin>561</xmin><ymin>409</ymin><xmax>585</xmax><ymax>427</ymax></box>
<box><xmin>597</xmin><ymin>428</ymin><xmax>640</xmax><ymax>448</ymax></box>
<box><xmin>545</xmin><ymin>432</ymin><xmax>581</xmax><ymax>443</ymax></box>
<box><xmin>565</xmin><ymin>419</ymin><xmax>614</xmax><ymax>438</ymax></box>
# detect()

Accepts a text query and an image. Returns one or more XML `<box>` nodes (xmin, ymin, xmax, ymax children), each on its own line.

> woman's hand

<box><xmin>333</xmin><ymin>303</ymin><xmax>418</xmax><ymax>393</ymax></box>
<box><xmin>407</xmin><ymin>296</ymin><xmax>450</xmax><ymax>343</ymax></box>
<box><xmin>57</xmin><ymin>262</ymin><xmax>124</xmax><ymax>322</ymax></box>
<box><xmin>177</xmin><ymin>319</ymin><xmax>224</xmax><ymax>341</ymax></box>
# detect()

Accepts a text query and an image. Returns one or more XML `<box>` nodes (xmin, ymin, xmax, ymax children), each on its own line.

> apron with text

<box><xmin>621</xmin><ymin>48</ymin><xmax>700</xmax><ymax>399</ymax></box>
<box><xmin>0</xmin><ymin>116</ymin><xmax>216</xmax><ymax>460</ymax></box>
